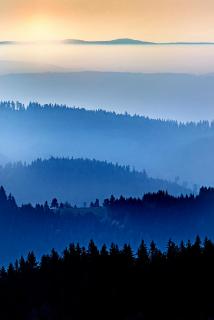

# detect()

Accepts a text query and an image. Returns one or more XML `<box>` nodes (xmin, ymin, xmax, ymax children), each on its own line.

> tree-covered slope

<box><xmin>1</xmin><ymin>101</ymin><xmax>214</xmax><ymax>186</ymax></box>
<box><xmin>0</xmin><ymin>185</ymin><xmax>213</xmax><ymax>264</ymax></box>
<box><xmin>0</xmin><ymin>157</ymin><xmax>189</xmax><ymax>205</ymax></box>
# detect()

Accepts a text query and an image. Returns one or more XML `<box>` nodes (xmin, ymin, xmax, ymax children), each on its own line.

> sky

<box><xmin>1</xmin><ymin>0</ymin><xmax>214</xmax><ymax>42</ymax></box>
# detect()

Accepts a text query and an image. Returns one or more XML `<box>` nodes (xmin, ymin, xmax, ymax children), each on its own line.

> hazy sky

<box><xmin>1</xmin><ymin>0</ymin><xmax>214</xmax><ymax>41</ymax></box>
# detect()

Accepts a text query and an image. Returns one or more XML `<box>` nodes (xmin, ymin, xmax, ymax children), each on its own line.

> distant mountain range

<box><xmin>1</xmin><ymin>38</ymin><xmax>214</xmax><ymax>45</ymax></box>
<box><xmin>63</xmin><ymin>38</ymin><xmax>214</xmax><ymax>45</ymax></box>
<box><xmin>63</xmin><ymin>38</ymin><xmax>154</xmax><ymax>45</ymax></box>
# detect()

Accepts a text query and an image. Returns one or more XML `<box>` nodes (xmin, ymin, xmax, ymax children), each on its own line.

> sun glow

<box><xmin>25</xmin><ymin>16</ymin><xmax>59</xmax><ymax>42</ymax></box>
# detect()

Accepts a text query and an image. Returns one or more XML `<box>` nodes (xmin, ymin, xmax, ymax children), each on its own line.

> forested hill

<box><xmin>0</xmin><ymin>101</ymin><xmax>214</xmax><ymax>186</ymax></box>
<box><xmin>0</xmin><ymin>158</ymin><xmax>189</xmax><ymax>205</ymax></box>
<box><xmin>0</xmin><ymin>185</ymin><xmax>213</xmax><ymax>264</ymax></box>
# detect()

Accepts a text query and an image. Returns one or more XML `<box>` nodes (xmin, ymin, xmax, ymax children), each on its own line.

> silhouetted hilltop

<box><xmin>0</xmin><ymin>101</ymin><xmax>214</xmax><ymax>186</ymax></box>
<box><xmin>64</xmin><ymin>38</ymin><xmax>214</xmax><ymax>45</ymax></box>
<box><xmin>63</xmin><ymin>38</ymin><xmax>154</xmax><ymax>45</ymax></box>
<box><xmin>2</xmin><ymin>38</ymin><xmax>214</xmax><ymax>46</ymax></box>
<box><xmin>0</xmin><ymin>157</ymin><xmax>189</xmax><ymax>205</ymax></box>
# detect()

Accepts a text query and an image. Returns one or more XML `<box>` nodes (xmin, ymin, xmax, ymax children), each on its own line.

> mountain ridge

<box><xmin>63</xmin><ymin>38</ymin><xmax>155</xmax><ymax>45</ymax></box>
<box><xmin>0</xmin><ymin>101</ymin><xmax>214</xmax><ymax>187</ymax></box>
<box><xmin>0</xmin><ymin>157</ymin><xmax>190</xmax><ymax>205</ymax></box>
<box><xmin>1</xmin><ymin>38</ymin><xmax>214</xmax><ymax>45</ymax></box>
<box><xmin>63</xmin><ymin>38</ymin><xmax>214</xmax><ymax>45</ymax></box>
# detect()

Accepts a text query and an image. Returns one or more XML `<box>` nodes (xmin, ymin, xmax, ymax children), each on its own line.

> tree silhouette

<box><xmin>1</xmin><ymin>238</ymin><xmax>214</xmax><ymax>319</ymax></box>
<box><xmin>51</xmin><ymin>198</ymin><xmax>59</xmax><ymax>209</ymax></box>
<box><xmin>88</xmin><ymin>240</ymin><xmax>99</xmax><ymax>257</ymax></box>
<box><xmin>137</xmin><ymin>240</ymin><xmax>149</xmax><ymax>265</ymax></box>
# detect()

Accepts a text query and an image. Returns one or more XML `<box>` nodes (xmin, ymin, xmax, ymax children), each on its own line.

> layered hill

<box><xmin>0</xmin><ymin>185</ymin><xmax>212</xmax><ymax>264</ymax></box>
<box><xmin>0</xmin><ymin>158</ymin><xmax>189</xmax><ymax>205</ymax></box>
<box><xmin>0</xmin><ymin>101</ymin><xmax>214</xmax><ymax>186</ymax></box>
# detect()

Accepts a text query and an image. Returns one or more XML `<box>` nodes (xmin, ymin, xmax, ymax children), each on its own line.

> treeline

<box><xmin>0</xmin><ymin>185</ymin><xmax>214</xmax><ymax>264</ymax></box>
<box><xmin>0</xmin><ymin>185</ymin><xmax>113</xmax><ymax>265</ymax></box>
<box><xmin>0</xmin><ymin>157</ymin><xmax>190</xmax><ymax>205</ymax></box>
<box><xmin>1</xmin><ymin>100</ymin><xmax>213</xmax><ymax>130</ymax></box>
<box><xmin>0</xmin><ymin>237</ymin><xmax>214</xmax><ymax>319</ymax></box>
<box><xmin>1</xmin><ymin>101</ymin><xmax>214</xmax><ymax>186</ymax></box>
<box><xmin>105</xmin><ymin>187</ymin><xmax>213</xmax><ymax>219</ymax></box>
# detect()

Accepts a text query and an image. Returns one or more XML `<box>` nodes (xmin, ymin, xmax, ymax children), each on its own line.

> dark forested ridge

<box><xmin>0</xmin><ymin>101</ymin><xmax>214</xmax><ymax>186</ymax></box>
<box><xmin>0</xmin><ymin>184</ymin><xmax>214</xmax><ymax>264</ymax></box>
<box><xmin>1</xmin><ymin>237</ymin><xmax>214</xmax><ymax>320</ymax></box>
<box><xmin>0</xmin><ymin>157</ymin><xmax>190</xmax><ymax>205</ymax></box>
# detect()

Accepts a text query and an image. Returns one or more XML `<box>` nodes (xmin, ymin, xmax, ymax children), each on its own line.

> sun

<box><xmin>26</xmin><ymin>16</ymin><xmax>57</xmax><ymax>42</ymax></box>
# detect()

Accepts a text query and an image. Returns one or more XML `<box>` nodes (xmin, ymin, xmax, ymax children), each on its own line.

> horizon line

<box><xmin>1</xmin><ymin>38</ymin><xmax>214</xmax><ymax>45</ymax></box>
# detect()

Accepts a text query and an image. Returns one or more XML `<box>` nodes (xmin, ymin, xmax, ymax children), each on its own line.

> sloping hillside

<box><xmin>0</xmin><ymin>101</ymin><xmax>214</xmax><ymax>186</ymax></box>
<box><xmin>0</xmin><ymin>157</ymin><xmax>189</xmax><ymax>205</ymax></box>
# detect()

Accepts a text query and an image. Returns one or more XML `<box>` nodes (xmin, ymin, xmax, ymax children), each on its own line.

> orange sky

<box><xmin>1</xmin><ymin>0</ymin><xmax>214</xmax><ymax>41</ymax></box>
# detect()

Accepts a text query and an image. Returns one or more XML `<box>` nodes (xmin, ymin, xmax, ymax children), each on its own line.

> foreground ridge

<box><xmin>0</xmin><ymin>185</ymin><xmax>213</xmax><ymax>265</ymax></box>
<box><xmin>1</xmin><ymin>237</ymin><xmax>214</xmax><ymax>320</ymax></box>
